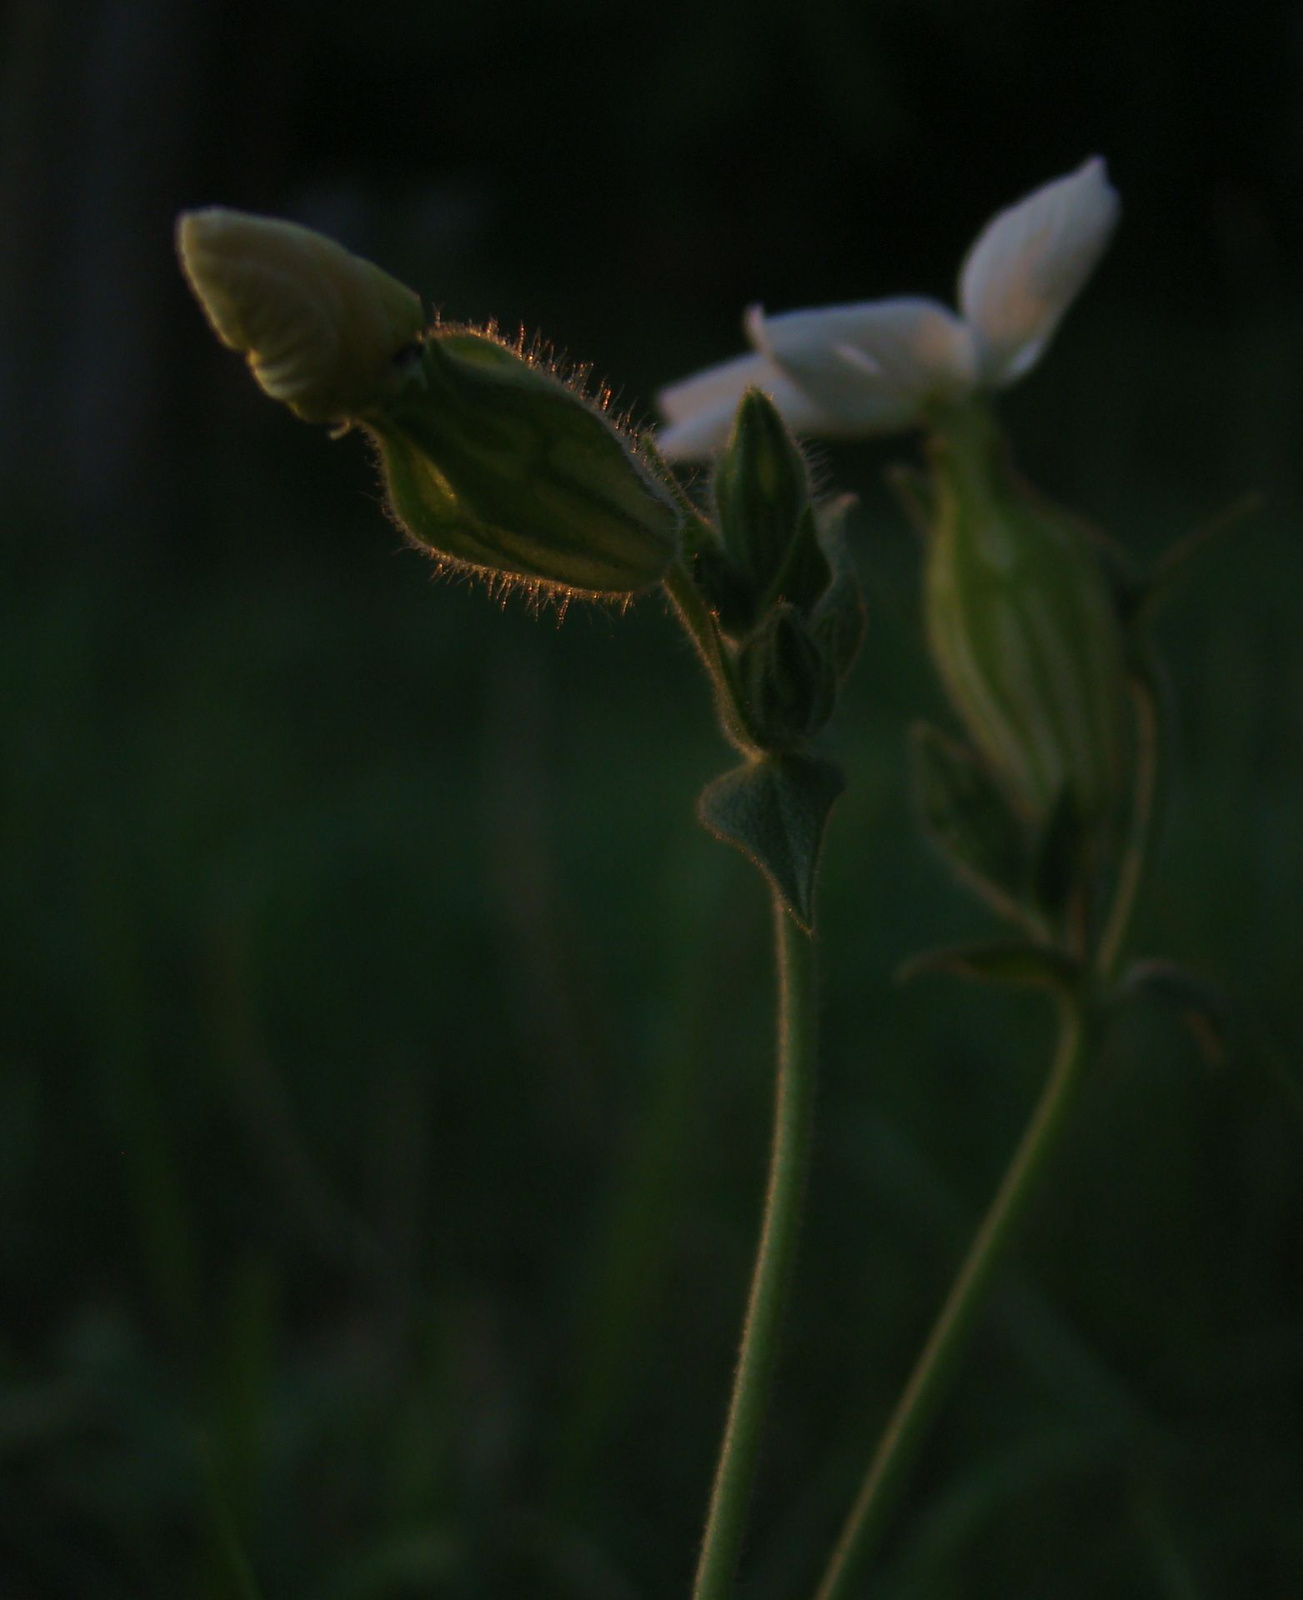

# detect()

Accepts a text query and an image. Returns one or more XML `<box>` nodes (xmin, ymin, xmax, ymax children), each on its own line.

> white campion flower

<box><xmin>656</xmin><ymin>158</ymin><xmax>1120</xmax><ymax>459</ymax></box>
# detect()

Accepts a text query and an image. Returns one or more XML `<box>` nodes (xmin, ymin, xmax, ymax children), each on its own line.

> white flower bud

<box><xmin>177</xmin><ymin>209</ymin><xmax>425</xmax><ymax>423</ymax></box>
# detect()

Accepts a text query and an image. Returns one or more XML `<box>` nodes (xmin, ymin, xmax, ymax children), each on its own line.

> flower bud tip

<box><xmin>175</xmin><ymin>207</ymin><xmax>424</xmax><ymax>423</ymax></box>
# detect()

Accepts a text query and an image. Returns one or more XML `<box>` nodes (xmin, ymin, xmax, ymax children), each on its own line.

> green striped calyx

<box><xmin>371</xmin><ymin>332</ymin><xmax>680</xmax><ymax>596</ymax></box>
<box><xmin>922</xmin><ymin>403</ymin><xmax>1130</xmax><ymax>827</ymax></box>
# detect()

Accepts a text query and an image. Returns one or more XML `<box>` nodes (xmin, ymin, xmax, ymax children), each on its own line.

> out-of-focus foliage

<box><xmin>2</xmin><ymin>0</ymin><xmax>1301</xmax><ymax>1594</ymax></box>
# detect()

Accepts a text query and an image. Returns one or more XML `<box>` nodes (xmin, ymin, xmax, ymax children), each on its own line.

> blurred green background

<box><xmin>3</xmin><ymin>1</ymin><xmax>1302</xmax><ymax>1595</ymax></box>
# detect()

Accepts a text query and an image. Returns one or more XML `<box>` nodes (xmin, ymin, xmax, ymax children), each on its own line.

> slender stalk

<box><xmin>1096</xmin><ymin>676</ymin><xmax>1161</xmax><ymax>980</ymax></box>
<box><xmin>812</xmin><ymin>997</ymin><xmax>1091</xmax><ymax>1600</ymax></box>
<box><xmin>662</xmin><ymin>557</ymin><xmax>717</xmax><ymax>663</ymax></box>
<box><xmin>692</xmin><ymin>894</ymin><xmax>820</xmax><ymax>1600</ymax></box>
<box><xmin>662</xmin><ymin>559</ymin><xmax>755</xmax><ymax>753</ymax></box>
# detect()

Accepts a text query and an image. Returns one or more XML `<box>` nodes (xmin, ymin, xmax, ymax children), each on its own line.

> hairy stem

<box><xmin>662</xmin><ymin>559</ymin><xmax>755</xmax><ymax>752</ymax></box>
<box><xmin>692</xmin><ymin>894</ymin><xmax>819</xmax><ymax>1600</ymax></box>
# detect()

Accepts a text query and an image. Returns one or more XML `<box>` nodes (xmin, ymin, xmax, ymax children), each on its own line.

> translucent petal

<box><xmin>177</xmin><ymin>209</ymin><xmax>424</xmax><ymax>422</ymax></box>
<box><xmin>656</xmin><ymin>351</ymin><xmax>832</xmax><ymax>459</ymax></box>
<box><xmin>958</xmin><ymin>158</ymin><xmax>1120</xmax><ymax>389</ymax></box>
<box><xmin>750</xmin><ymin>297</ymin><xmax>978</xmax><ymax>433</ymax></box>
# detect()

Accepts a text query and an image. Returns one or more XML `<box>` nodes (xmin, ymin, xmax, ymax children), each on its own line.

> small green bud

<box><xmin>372</xmin><ymin>332</ymin><xmax>680</xmax><ymax>595</ymax></box>
<box><xmin>712</xmin><ymin>389</ymin><xmax>830</xmax><ymax>625</ymax></box>
<box><xmin>922</xmin><ymin>405</ymin><xmax>1130</xmax><ymax>825</ymax></box>
<box><xmin>176</xmin><ymin>209</ymin><xmax>425</xmax><ymax>424</ymax></box>
<box><xmin>738</xmin><ymin>603</ymin><xmax>836</xmax><ymax>750</ymax></box>
<box><xmin>714</xmin><ymin>389</ymin><xmax>808</xmax><ymax>583</ymax></box>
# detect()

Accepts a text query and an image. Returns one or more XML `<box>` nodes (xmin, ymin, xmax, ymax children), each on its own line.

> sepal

<box><xmin>922</xmin><ymin>403</ymin><xmax>1131</xmax><ymax>828</ymax></box>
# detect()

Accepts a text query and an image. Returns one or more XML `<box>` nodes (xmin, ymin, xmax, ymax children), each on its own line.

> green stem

<box><xmin>1096</xmin><ymin>675</ymin><xmax>1161</xmax><ymax>981</ymax></box>
<box><xmin>662</xmin><ymin>559</ymin><xmax>756</xmax><ymax>753</ymax></box>
<box><xmin>692</xmin><ymin>894</ymin><xmax>819</xmax><ymax>1600</ymax></box>
<box><xmin>812</xmin><ymin>996</ymin><xmax>1092</xmax><ymax>1600</ymax></box>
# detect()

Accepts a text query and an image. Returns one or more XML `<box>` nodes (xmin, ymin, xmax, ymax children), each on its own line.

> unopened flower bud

<box><xmin>177</xmin><ymin>212</ymin><xmax>681</xmax><ymax>596</ymax></box>
<box><xmin>739</xmin><ymin>603</ymin><xmax>836</xmax><ymax>750</ymax></box>
<box><xmin>710</xmin><ymin>389</ymin><xmax>831</xmax><ymax>627</ymax></box>
<box><xmin>176</xmin><ymin>209</ymin><xmax>424</xmax><ymax>424</ymax></box>
<box><xmin>922</xmin><ymin>405</ymin><xmax>1130</xmax><ymax>825</ymax></box>
<box><xmin>714</xmin><ymin>388</ymin><xmax>810</xmax><ymax>588</ymax></box>
<box><xmin>372</xmin><ymin>332</ymin><xmax>680</xmax><ymax>595</ymax></box>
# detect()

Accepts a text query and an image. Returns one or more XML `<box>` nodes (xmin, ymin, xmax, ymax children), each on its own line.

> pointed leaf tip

<box><xmin>697</xmin><ymin>752</ymin><xmax>844</xmax><ymax>930</ymax></box>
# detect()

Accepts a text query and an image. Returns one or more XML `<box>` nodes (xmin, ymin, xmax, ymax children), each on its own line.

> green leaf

<box><xmin>911</xmin><ymin>724</ymin><xmax>1029</xmax><ymax>923</ymax></box>
<box><xmin>1116</xmin><ymin>959</ymin><xmax>1229</xmax><ymax>1064</ymax></box>
<box><xmin>697</xmin><ymin>752</ymin><xmax>845</xmax><ymax>931</ymax></box>
<box><xmin>898</xmin><ymin>940</ymin><xmax>1080</xmax><ymax>993</ymax></box>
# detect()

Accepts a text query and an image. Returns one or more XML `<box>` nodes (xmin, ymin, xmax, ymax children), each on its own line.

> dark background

<box><xmin>3</xmin><ymin>2</ymin><xmax>1302</xmax><ymax>1596</ymax></box>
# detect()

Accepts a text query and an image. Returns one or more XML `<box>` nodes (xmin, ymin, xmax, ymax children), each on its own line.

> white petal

<box><xmin>656</xmin><ymin>350</ymin><xmax>833</xmax><ymax>459</ymax></box>
<box><xmin>658</xmin><ymin>349</ymin><xmax>771</xmax><ymax>425</ymax></box>
<box><xmin>750</xmin><ymin>297</ymin><xmax>978</xmax><ymax>433</ymax></box>
<box><xmin>176</xmin><ymin>209</ymin><xmax>424</xmax><ymax>423</ymax></box>
<box><xmin>958</xmin><ymin>157</ymin><xmax>1120</xmax><ymax>389</ymax></box>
